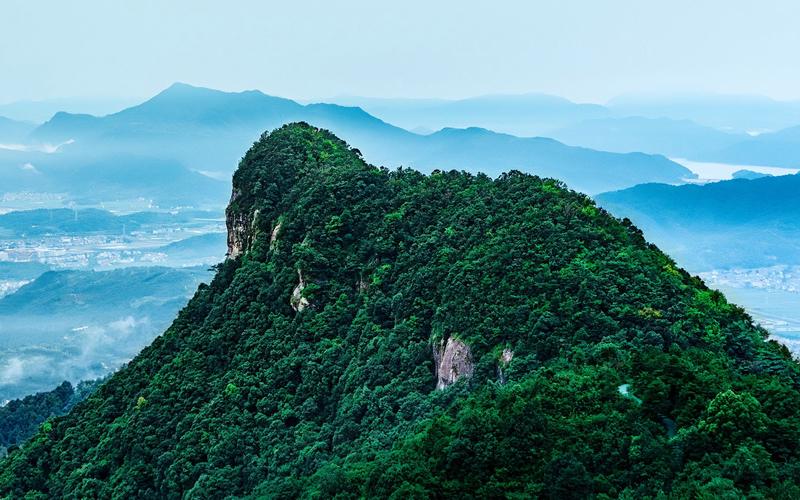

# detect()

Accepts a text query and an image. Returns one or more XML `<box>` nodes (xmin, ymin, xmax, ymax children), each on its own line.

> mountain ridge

<box><xmin>596</xmin><ymin>173</ymin><xmax>800</xmax><ymax>269</ymax></box>
<box><xmin>550</xmin><ymin>116</ymin><xmax>746</xmax><ymax>157</ymax></box>
<box><xmin>2</xmin><ymin>123</ymin><xmax>799</xmax><ymax>498</ymax></box>
<box><xmin>22</xmin><ymin>84</ymin><xmax>694</xmax><ymax>195</ymax></box>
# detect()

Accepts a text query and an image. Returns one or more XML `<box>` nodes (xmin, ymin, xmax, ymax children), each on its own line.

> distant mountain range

<box><xmin>550</xmin><ymin>115</ymin><xmax>800</xmax><ymax>170</ymax></box>
<box><xmin>596</xmin><ymin>173</ymin><xmax>800</xmax><ymax>270</ymax></box>
<box><xmin>0</xmin><ymin>116</ymin><xmax>37</xmax><ymax>144</ymax></box>
<box><xmin>549</xmin><ymin>116</ymin><xmax>747</xmax><ymax>158</ymax></box>
<box><xmin>28</xmin><ymin>84</ymin><xmax>412</xmax><ymax>180</ymax></box>
<box><xmin>607</xmin><ymin>93</ymin><xmax>800</xmax><ymax>133</ymax></box>
<box><xmin>697</xmin><ymin>125</ymin><xmax>800</xmax><ymax>168</ymax></box>
<box><xmin>380</xmin><ymin>126</ymin><xmax>691</xmax><ymax>193</ymax></box>
<box><xmin>331</xmin><ymin>92</ymin><xmax>800</xmax><ymax>168</ymax></box>
<box><xmin>11</xmin><ymin>84</ymin><xmax>800</xmax><ymax>206</ymax></box>
<box><xmin>0</xmin><ymin>97</ymin><xmax>139</xmax><ymax>123</ymax></box>
<box><xmin>328</xmin><ymin>92</ymin><xmax>800</xmax><ymax>135</ymax></box>
<box><xmin>1</xmin><ymin>83</ymin><xmax>694</xmax><ymax>200</ymax></box>
<box><xmin>346</xmin><ymin>93</ymin><xmax>800</xmax><ymax>169</ymax></box>
<box><xmin>322</xmin><ymin>93</ymin><xmax>610</xmax><ymax>137</ymax></box>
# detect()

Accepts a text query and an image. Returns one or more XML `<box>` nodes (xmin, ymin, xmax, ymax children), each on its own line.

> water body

<box><xmin>672</xmin><ymin>158</ymin><xmax>799</xmax><ymax>183</ymax></box>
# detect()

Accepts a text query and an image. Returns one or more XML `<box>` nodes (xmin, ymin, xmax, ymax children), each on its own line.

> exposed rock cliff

<box><xmin>290</xmin><ymin>269</ymin><xmax>310</xmax><ymax>312</ymax></box>
<box><xmin>225</xmin><ymin>188</ymin><xmax>258</xmax><ymax>258</ymax></box>
<box><xmin>270</xmin><ymin>222</ymin><xmax>282</xmax><ymax>246</ymax></box>
<box><xmin>498</xmin><ymin>348</ymin><xmax>514</xmax><ymax>384</ymax></box>
<box><xmin>433</xmin><ymin>337</ymin><xmax>473</xmax><ymax>389</ymax></box>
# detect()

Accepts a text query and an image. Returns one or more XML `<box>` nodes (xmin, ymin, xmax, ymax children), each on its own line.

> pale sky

<box><xmin>2</xmin><ymin>0</ymin><xmax>800</xmax><ymax>104</ymax></box>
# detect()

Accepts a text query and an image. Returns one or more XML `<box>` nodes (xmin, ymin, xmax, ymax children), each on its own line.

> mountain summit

<box><xmin>2</xmin><ymin>123</ymin><xmax>798</xmax><ymax>498</ymax></box>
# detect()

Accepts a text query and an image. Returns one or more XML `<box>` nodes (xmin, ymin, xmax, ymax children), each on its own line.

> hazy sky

<box><xmin>3</xmin><ymin>0</ymin><xmax>800</xmax><ymax>104</ymax></box>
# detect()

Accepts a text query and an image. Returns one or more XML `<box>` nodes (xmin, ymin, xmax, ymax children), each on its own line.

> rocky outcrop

<box><xmin>357</xmin><ymin>276</ymin><xmax>368</xmax><ymax>293</ymax></box>
<box><xmin>433</xmin><ymin>337</ymin><xmax>473</xmax><ymax>390</ymax></box>
<box><xmin>270</xmin><ymin>222</ymin><xmax>282</xmax><ymax>246</ymax></box>
<box><xmin>290</xmin><ymin>269</ymin><xmax>310</xmax><ymax>312</ymax></box>
<box><xmin>225</xmin><ymin>188</ymin><xmax>259</xmax><ymax>258</ymax></box>
<box><xmin>226</xmin><ymin>210</ymin><xmax>251</xmax><ymax>258</ymax></box>
<box><xmin>498</xmin><ymin>348</ymin><xmax>514</xmax><ymax>384</ymax></box>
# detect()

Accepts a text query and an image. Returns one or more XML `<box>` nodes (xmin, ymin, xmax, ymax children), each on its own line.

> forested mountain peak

<box><xmin>2</xmin><ymin>123</ymin><xmax>800</xmax><ymax>498</ymax></box>
<box><xmin>225</xmin><ymin>123</ymin><xmax>365</xmax><ymax>257</ymax></box>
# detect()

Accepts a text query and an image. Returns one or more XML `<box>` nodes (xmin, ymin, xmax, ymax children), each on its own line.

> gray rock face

<box><xmin>290</xmin><ymin>269</ymin><xmax>310</xmax><ymax>312</ymax></box>
<box><xmin>225</xmin><ymin>188</ymin><xmax>257</xmax><ymax>258</ymax></box>
<box><xmin>270</xmin><ymin>222</ymin><xmax>282</xmax><ymax>246</ymax></box>
<box><xmin>433</xmin><ymin>337</ymin><xmax>473</xmax><ymax>390</ymax></box>
<box><xmin>498</xmin><ymin>348</ymin><xmax>514</xmax><ymax>384</ymax></box>
<box><xmin>226</xmin><ymin>211</ymin><xmax>251</xmax><ymax>258</ymax></box>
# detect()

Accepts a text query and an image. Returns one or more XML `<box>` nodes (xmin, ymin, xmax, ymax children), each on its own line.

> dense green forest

<box><xmin>0</xmin><ymin>379</ymin><xmax>101</xmax><ymax>456</ymax></box>
<box><xmin>2</xmin><ymin>123</ymin><xmax>800</xmax><ymax>498</ymax></box>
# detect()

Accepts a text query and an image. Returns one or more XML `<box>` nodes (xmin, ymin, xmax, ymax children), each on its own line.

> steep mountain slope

<box><xmin>26</xmin><ymin>83</ymin><xmax>693</xmax><ymax>195</ymax></box>
<box><xmin>2</xmin><ymin>124</ymin><xmax>798</xmax><ymax>498</ymax></box>
<box><xmin>596</xmin><ymin>174</ymin><xmax>800</xmax><ymax>269</ymax></box>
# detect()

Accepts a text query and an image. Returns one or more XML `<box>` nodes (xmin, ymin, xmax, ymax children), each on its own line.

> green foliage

<box><xmin>2</xmin><ymin>123</ymin><xmax>800</xmax><ymax>498</ymax></box>
<box><xmin>696</xmin><ymin>390</ymin><xmax>768</xmax><ymax>450</ymax></box>
<box><xmin>0</xmin><ymin>379</ymin><xmax>102</xmax><ymax>451</ymax></box>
